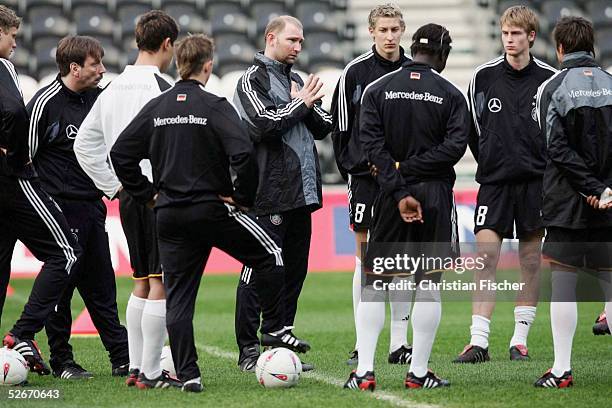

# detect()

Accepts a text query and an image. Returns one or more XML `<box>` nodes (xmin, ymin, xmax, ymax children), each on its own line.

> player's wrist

<box><xmin>392</xmin><ymin>189</ymin><xmax>412</xmax><ymax>203</ymax></box>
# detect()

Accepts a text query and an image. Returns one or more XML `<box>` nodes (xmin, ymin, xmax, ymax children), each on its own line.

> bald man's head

<box><xmin>264</xmin><ymin>15</ymin><xmax>303</xmax><ymax>39</ymax></box>
<box><xmin>263</xmin><ymin>15</ymin><xmax>304</xmax><ymax>65</ymax></box>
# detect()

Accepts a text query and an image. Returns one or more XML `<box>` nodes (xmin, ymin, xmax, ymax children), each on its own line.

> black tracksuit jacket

<box><xmin>467</xmin><ymin>55</ymin><xmax>556</xmax><ymax>184</ymax></box>
<box><xmin>331</xmin><ymin>45</ymin><xmax>410</xmax><ymax>178</ymax></box>
<box><xmin>359</xmin><ymin>60</ymin><xmax>470</xmax><ymax>202</ymax></box>
<box><xmin>110</xmin><ymin>79</ymin><xmax>258</xmax><ymax>209</ymax></box>
<box><xmin>26</xmin><ymin>75</ymin><xmax>103</xmax><ymax>200</ymax></box>
<box><xmin>0</xmin><ymin>59</ymin><xmax>36</xmax><ymax>179</ymax></box>
<box><xmin>232</xmin><ymin>52</ymin><xmax>332</xmax><ymax>216</ymax></box>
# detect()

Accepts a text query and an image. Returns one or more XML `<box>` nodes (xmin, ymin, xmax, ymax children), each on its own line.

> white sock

<box><xmin>389</xmin><ymin>277</ymin><xmax>412</xmax><ymax>353</ymax></box>
<box><xmin>408</xmin><ymin>289</ymin><xmax>441</xmax><ymax>378</ymax></box>
<box><xmin>141</xmin><ymin>299</ymin><xmax>167</xmax><ymax>379</ymax></box>
<box><xmin>470</xmin><ymin>315</ymin><xmax>490</xmax><ymax>349</ymax></box>
<box><xmin>126</xmin><ymin>294</ymin><xmax>146</xmax><ymax>370</ymax></box>
<box><xmin>550</xmin><ymin>301</ymin><xmax>576</xmax><ymax>376</ymax></box>
<box><xmin>509</xmin><ymin>306</ymin><xmax>536</xmax><ymax>347</ymax></box>
<box><xmin>355</xmin><ymin>300</ymin><xmax>385</xmax><ymax>376</ymax></box>
<box><xmin>550</xmin><ymin>270</ymin><xmax>577</xmax><ymax>377</ymax></box>
<box><xmin>352</xmin><ymin>257</ymin><xmax>362</xmax><ymax>351</ymax></box>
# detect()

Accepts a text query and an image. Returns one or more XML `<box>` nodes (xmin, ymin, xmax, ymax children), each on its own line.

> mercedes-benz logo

<box><xmin>488</xmin><ymin>98</ymin><xmax>502</xmax><ymax>113</ymax></box>
<box><xmin>66</xmin><ymin>124</ymin><xmax>79</xmax><ymax>139</ymax></box>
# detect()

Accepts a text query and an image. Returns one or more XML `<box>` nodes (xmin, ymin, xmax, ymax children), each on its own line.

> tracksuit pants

<box><xmin>44</xmin><ymin>198</ymin><xmax>128</xmax><ymax>372</ymax></box>
<box><xmin>156</xmin><ymin>201</ymin><xmax>285</xmax><ymax>382</ymax></box>
<box><xmin>0</xmin><ymin>177</ymin><xmax>80</xmax><ymax>339</ymax></box>
<box><xmin>235</xmin><ymin>207</ymin><xmax>312</xmax><ymax>352</ymax></box>
<box><xmin>0</xmin><ymin>232</ymin><xmax>14</xmax><ymax>326</ymax></box>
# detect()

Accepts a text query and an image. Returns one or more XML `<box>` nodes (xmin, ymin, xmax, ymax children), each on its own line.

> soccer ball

<box><xmin>0</xmin><ymin>347</ymin><xmax>28</xmax><ymax>385</ymax></box>
<box><xmin>255</xmin><ymin>348</ymin><xmax>302</xmax><ymax>388</ymax></box>
<box><xmin>160</xmin><ymin>345</ymin><xmax>176</xmax><ymax>377</ymax></box>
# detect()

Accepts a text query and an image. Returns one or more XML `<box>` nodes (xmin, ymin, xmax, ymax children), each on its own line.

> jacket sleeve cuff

<box><xmin>392</xmin><ymin>189</ymin><xmax>412</xmax><ymax>203</ymax></box>
<box><xmin>139</xmin><ymin>187</ymin><xmax>156</xmax><ymax>204</ymax></box>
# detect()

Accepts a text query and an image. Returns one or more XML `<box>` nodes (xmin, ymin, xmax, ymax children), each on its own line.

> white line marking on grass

<box><xmin>197</xmin><ymin>343</ymin><xmax>438</xmax><ymax>408</ymax></box>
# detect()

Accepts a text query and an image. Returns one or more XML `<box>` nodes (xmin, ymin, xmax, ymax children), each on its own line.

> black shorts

<box><xmin>348</xmin><ymin>174</ymin><xmax>378</xmax><ymax>232</ymax></box>
<box><xmin>367</xmin><ymin>181</ymin><xmax>459</xmax><ymax>283</ymax></box>
<box><xmin>474</xmin><ymin>180</ymin><xmax>543</xmax><ymax>239</ymax></box>
<box><xmin>118</xmin><ymin>190</ymin><xmax>161</xmax><ymax>279</ymax></box>
<box><xmin>543</xmin><ymin>226</ymin><xmax>612</xmax><ymax>270</ymax></box>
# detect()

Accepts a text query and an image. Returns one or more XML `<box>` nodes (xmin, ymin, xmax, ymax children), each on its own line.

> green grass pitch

<box><xmin>0</xmin><ymin>272</ymin><xmax>610</xmax><ymax>407</ymax></box>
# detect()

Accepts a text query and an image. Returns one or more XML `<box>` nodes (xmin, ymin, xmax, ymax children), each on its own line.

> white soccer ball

<box><xmin>255</xmin><ymin>348</ymin><xmax>302</xmax><ymax>388</ymax></box>
<box><xmin>0</xmin><ymin>347</ymin><xmax>28</xmax><ymax>385</ymax></box>
<box><xmin>160</xmin><ymin>345</ymin><xmax>176</xmax><ymax>377</ymax></box>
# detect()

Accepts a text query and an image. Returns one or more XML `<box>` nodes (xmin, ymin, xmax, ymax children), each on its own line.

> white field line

<box><xmin>3</xmin><ymin>287</ymin><xmax>438</xmax><ymax>408</ymax></box>
<box><xmin>196</xmin><ymin>343</ymin><xmax>439</xmax><ymax>408</ymax></box>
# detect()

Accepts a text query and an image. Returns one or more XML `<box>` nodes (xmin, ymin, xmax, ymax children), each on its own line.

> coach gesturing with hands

<box><xmin>232</xmin><ymin>15</ymin><xmax>333</xmax><ymax>372</ymax></box>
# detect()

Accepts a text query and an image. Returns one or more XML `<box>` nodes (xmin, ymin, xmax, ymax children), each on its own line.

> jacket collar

<box><xmin>254</xmin><ymin>52</ymin><xmax>293</xmax><ymax>76</ymax></box>
<box><xmin>501</xmin><ymin>53</ymin><xmax>537</xmax><ymax>77</ymax></box>
<box><xmin>402</xmin><ymin>60</ymin><xmax>434</xmax><ymax>71</ymax></box>
<box><xmin>177</xmin><ymin>78</ymin><xmax>204</xmax><ymax>87</ymax></box>
<box><xmin>55</xmin><ymin>74</ymin><xmax>99</xmax><ymax>100</ymax></box>
<box><xmin>371</xmin><ymin>45</ymin><xmax>408</xmax><ymax>67</ymax></box>
<box><xmin>561</xmin><ymin>51</ymin><xmax>599</xmax><ymax>69</ymax></box>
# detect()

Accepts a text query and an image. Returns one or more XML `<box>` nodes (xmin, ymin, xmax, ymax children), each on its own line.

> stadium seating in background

<box><xmin>117</xmin><ymin>3</ymin><xmax>151</xmax><ymax>38</ymax></box>
<box><xmin>2</xmin><ymin>0</ymin><xmax>22</xmax><ymax>15</ymax></box>
<box><xmin>114</xmin><ymin>0</ymin><xmax>155</xmax><ymax>8</ymax></box>
<box><xmin>214</xmin><ymin>34</ymin><xmax>257</xmax><ymax>77</ymax></box>
<box><xmin>9</xmin><ymin>0</ymin><xmax>351</xmax><ymax>79</ymax></box>
<box><xmin>251</xmin><ymin>1</ymin><xmax>289</xmax><ymax>49</ymax></box>
<box><xmin>208</xmin><ymin>2</ymin><xmax>251</xmax><ymax>37</ymax></box>
<box><xmin>70</xmin><ymin>0</ymin><xmax>110</xmax><ymax>8</ymax></box>
<box><xmin>540</xmin><ymin>0</ymin><xmax>583</xmax><ymax>25</ymax></box>
<box><xmin>7</xmin><ymin>0</ymin><xmax>354</xmax><ymax>183</ymax></box>
<box><xmin>73</xmin><ymin>4</ymin><xmax>115</xmax><ymax>38</ymax></box>
<box><xmin>28</xmin><ymin>4</ymin><xmax>71</xmax><ymax>40</ymax></box>
<box><xmin>32</xmin><ymin>36</ymin><xmax>60</xmax><ymax>78</ymax></box>
<box><xmin>295</xmin><ymin>1</ymin><xmax>339</xmax><ymax>34</ymax></box>
<box><xmin>497</xmin><ymin>0</ymin><xmax>533</xmax><ymax>13</ymax></box>
<box><xmin>596</xmin><ymin>27</ymin><xmax>612</xmax><ymax>62</ymax></box>
<box><xmin>121</xmin><ymin>35</ymin><xmax>138</xmax><ymax>65</ymax></box>
<box><xmin>25</xmin><ymin>0</ymin><xmax>64</xmax><ymax>11</ymax></box>
<box><xmin>312</xmin><ymin>67</ymin><xmax>343</xmax><ymax>184</ymax></box>
<box><xmin>586</xmin><ymin>0</ymin><xmax>612</xmax><ymax>29</ymax></box>
<box><xmin>304</xmin><ymin>32</ymin><xmax>346</xmax><ymax>71</ymax></box>
<box><xmin>97</xmin><ymin>37</ymin><xmax>123</xmax><ymax>73</ymax></box>
<box><xmin>491</xmin><ymin>0</ymin><xmax>610</xmax><ymax>67</ymax></box>
<box><xmin>163</xmin><ymin>2</ymin><xmax>209</xmax><ymax>35</ymax></box>
<box><xmin>10</xmin><ymin>47</ymin><xmax>32</xmax><ymax>77</ymax></box>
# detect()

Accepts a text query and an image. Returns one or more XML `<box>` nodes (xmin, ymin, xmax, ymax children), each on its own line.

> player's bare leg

<box><xmin>454</xmin><ymin>229</ymin><xmax>501</xmax><ymax>363</ymax></box>
<box><xmin>509</xmin><ymin>230</ymin><xmax>543</xmax><ymax>360</ymax></box>
<box><xmin>147</xmin><ymin>276</ymin><xmax>165</xmax><ymax>300</ymax></box>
